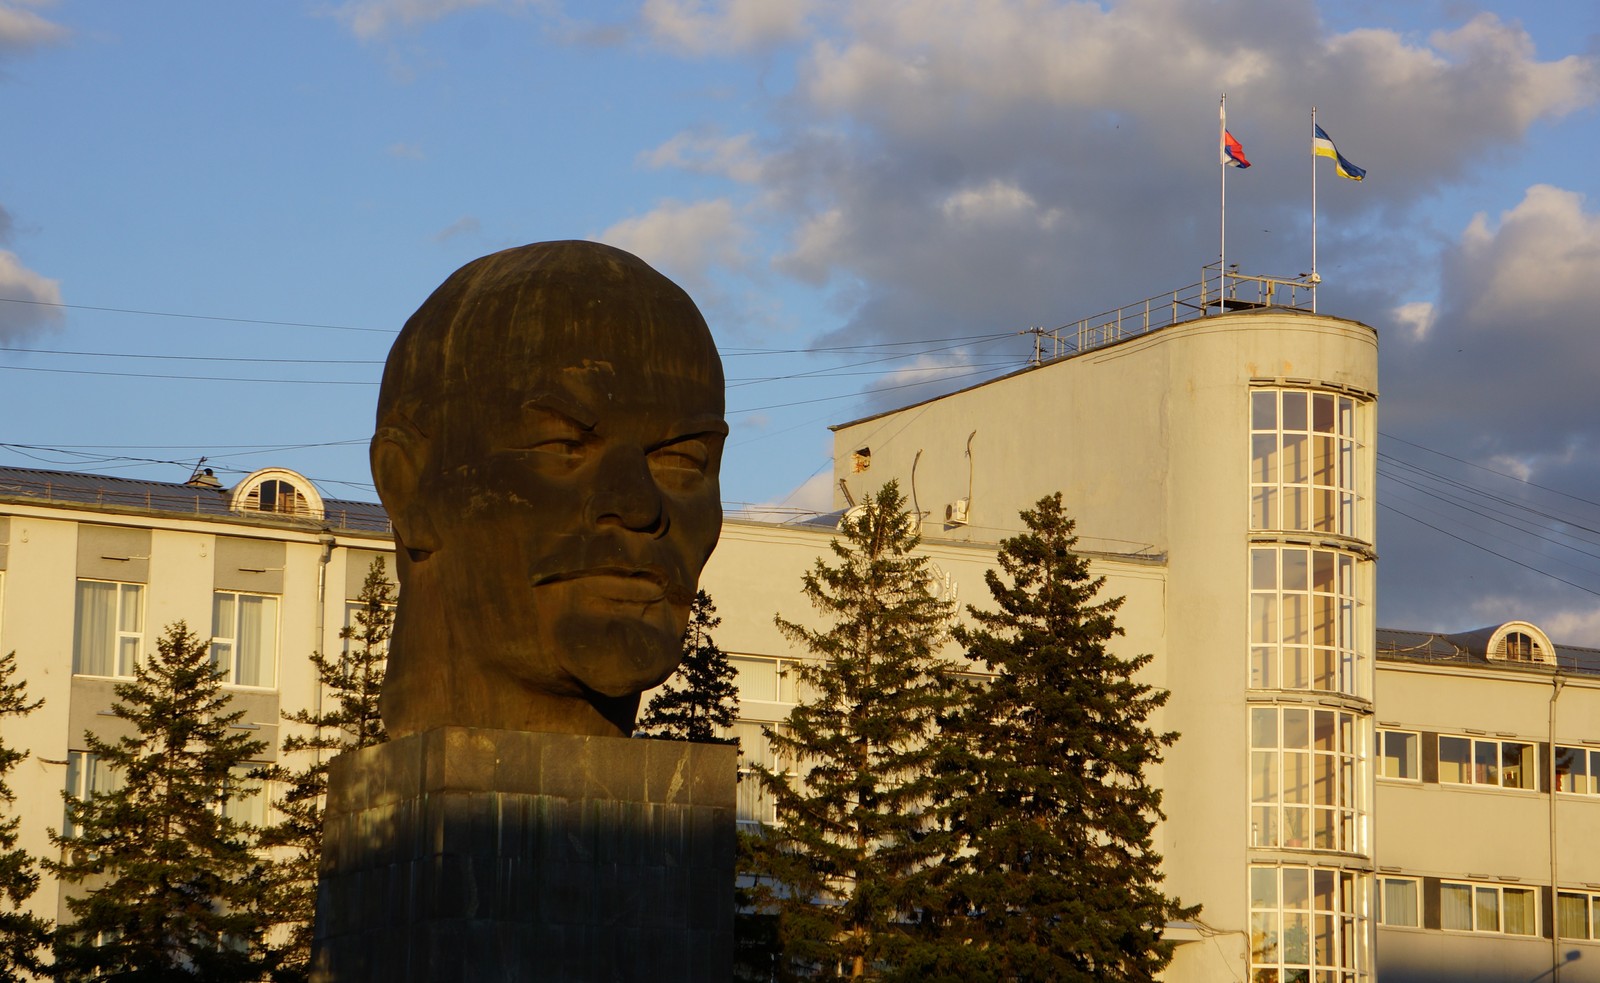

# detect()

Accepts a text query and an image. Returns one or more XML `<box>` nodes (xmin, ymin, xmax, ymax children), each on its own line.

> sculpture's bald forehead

<box><xmin>377</xmin><ymin>241</ymin><xmax>723</xmax><ymax>432</ymax></box>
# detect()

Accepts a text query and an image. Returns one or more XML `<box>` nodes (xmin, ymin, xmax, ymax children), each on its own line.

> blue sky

<box><xmin>2</xmin><ymin>0</ymin><xmax>1598</xmax><ymax>641</ymax></box>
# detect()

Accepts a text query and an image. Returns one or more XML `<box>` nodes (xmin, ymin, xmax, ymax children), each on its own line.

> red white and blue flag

<box><xmin>1222</xmin><ymin>129</ymin><xmax>1251</xmax><ymax>169</ymax></box>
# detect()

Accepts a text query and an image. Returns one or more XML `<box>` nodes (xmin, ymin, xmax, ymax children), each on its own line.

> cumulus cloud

<box><xmin>641</xmin><ymin>0</ymin><xmax>812</xmax><ymax>55</ymax></box>
<box><xmin>1385</xmin><ymin>184</ymin><xmax>1600</xmax><ymax>449</ymax></box>
<box><xmin>0</xmin><ymin>0</ymin><xmax>67</xmax><ymax>50</ymax></box>
<box><xmin>0</xmin><ymin>249</ymin><xmax>63</xmax><ymax>342</ymax></box>
<box><xmin>642</xmin><ymin>129</ymin><xmax>764</xmax><ymax>184</ymax></box>
<box><xmin>432</xmin><ymin>215</ymin><xmax>481</xmax><ymax>242</ymax></box>
<box><xmin>596</xmin><ymin>197</ymin><xmax>749</xmax><ymax>300</ymax></box>
<box><xmin>331</xmin><ymin>0</ymin><xmax>515</xmax><ymax>39</ymax></box>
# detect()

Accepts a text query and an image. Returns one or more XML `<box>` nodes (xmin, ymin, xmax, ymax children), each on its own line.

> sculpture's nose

<box><xmin>587</xmin><ymin>447</ymin><xmax>666</xmax><ymax>534</ymax></box>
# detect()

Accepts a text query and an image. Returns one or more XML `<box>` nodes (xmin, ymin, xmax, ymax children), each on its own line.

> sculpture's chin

<box><xmin>556</xmin><ymin>616</ymin><xmax>684</xmax><ymax>699</ymax></box>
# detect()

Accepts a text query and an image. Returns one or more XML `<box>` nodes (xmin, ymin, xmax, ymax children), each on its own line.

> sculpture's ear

<box><xmin>371</xmin><ymin>415</ymin><xmax>442</xmax><ymax>559</ymax></box>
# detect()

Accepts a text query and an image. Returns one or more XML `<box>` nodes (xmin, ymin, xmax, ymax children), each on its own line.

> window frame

<box><xmin>1440</xmin><ymin>880</ymin><xmax>1539</xmax><ymax>936</ymax></box>
<box><xmin>1376</xmin><ymin>729</ymin><xmax>1421</xmax><ymax>782</ymax></box>
<box><xmin>1555</xmin><ymin>745</ymin><xmax>1600</xmax><ymax>796</ymax></box>
<box><xmin>63</xmin><ymin>750</ymin><xmax>123</xmax><ymax>839</ymax></box>
<box><xmin>72</xmin><ymin>578</ymin><xmax>145</xmax><ymax>678</ymax></box>
<box><xmin>1377</xmin><ymin>876</ymin><xmax>1421</xmax><ymax>928</ymax></box>
<box><xmin>1250</xmin><ymin>388</ymin><xmax>1369</xmax><ymax>538</ymax></box>
<box><xmin>1557</xmin><ymin>890</ymin><xmax>1600</xmax><ymax>941</ymax></box>
<box><xmin>1248</xmin><ymin>545</ymin><xmax>1368</xmax><ymax>698</ymax></box>
<box><xmin>1437</xmin><ymin>734</ymin><xmax>1538</xmax><ymax>791</ymax></box>
<box><xmin>210</xmin><ymin>590</ymin><xmax>281</xmax><ymax>689</ymax></box>
<box><xmin>1250</xmin><ymin>705</ymin><xmax>1370</xmax><ymax>854</ymax></box>
<box><xmin>1248</xmin><ymin>863</ymin><xmax>1371</xmax><ymax>982</ymax></box>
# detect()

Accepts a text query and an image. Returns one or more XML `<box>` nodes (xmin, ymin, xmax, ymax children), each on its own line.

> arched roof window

<box><xmin>229</xmin><ymin>468</ymin><xmax>325</xmax><ymax>520</ymax></box>
<box><xmin>1486</xmin><ymin>621</ymin><xmax>1556</xmax><ymax>666</ymax></box>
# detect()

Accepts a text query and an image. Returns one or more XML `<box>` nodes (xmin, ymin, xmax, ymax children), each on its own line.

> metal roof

<box><xmin>1377</xmin><ymin>627</ymin><xmax>1600</xmax><ymax>677</ymax></box>
<box><xmin>0</xmin><ymin>465</ymin><xmax>392</xmax><ymax>536</ymax></box>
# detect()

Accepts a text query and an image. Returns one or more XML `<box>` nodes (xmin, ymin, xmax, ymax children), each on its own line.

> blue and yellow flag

<box><xmin>1314</xmin><ymin>124</ymin><xmax>1366</xmax><ymax>180</ymax></box>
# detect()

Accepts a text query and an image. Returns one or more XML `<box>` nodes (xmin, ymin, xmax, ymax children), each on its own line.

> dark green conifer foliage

<box><xmin>49</xmin><ymin>622</ymin><xmax>272</xmax><ymax>982</ymax></box>
<box><xmin>260</xmin><ymin>558</ymin><xmax>393</xmax><ymax>982</ymax></box>
<box><xmin>940</xmin><ymin>493</ymin><xmax>1195</xmax><ymax>982</ymax></box>
<box><xmin>0</xmin><ymin>651</ymin><xmax>50</xmax><ymax>977</ymax></box>
<box><xmin>636</xmin><ymin>589</ymin><xmax>738</xmax><ymax>743</ymax></box>
<box><xmin>751</xmin><ymin>481</ymin><xmax>966</xmax><ymax>979</ymax></box>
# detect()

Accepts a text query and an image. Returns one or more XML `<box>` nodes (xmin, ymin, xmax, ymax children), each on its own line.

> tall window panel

<box><xmin>1250</xmin><ymin>706</ymin><xmax>1368</xmax><ymax>854</ymax></box>
<box><xmin>63</xmin><ymin>750</ymin><xmax>123</xmax><ymax>838</ymax></box>
<box><xmin>1249</xmin><ymin>547</ymin><xmax>1366</xmax><ymax>697</ymax></box>
<box><xmin>728</xmin><ymin>719</ymin><xmax>789</xmax><ymax>827</ymax></box>
<box><xmin>211</xmin><ymin>591</ymin><xmax>279</xmax><ymax>688</ymax></box>
<box><xmin>1250</xmin><ymin>864</ymin><xmax>1370</xmax><ymax>983</ymax></box>
<box><xmin>73</xmin><ymin>580</ymin><xmax>144</xmax><ymax>677</ymax></box>
<box><xmin>1251</xmin><ymin>389</ymin><xmax>1367</xmax><ymax>538</ymax></box>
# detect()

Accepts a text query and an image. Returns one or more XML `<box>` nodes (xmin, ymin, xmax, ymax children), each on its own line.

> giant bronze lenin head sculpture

<box><xmin>371</xmin><ymin>241</ymin><xmax>726</xmax><ymax>737</ymax></box>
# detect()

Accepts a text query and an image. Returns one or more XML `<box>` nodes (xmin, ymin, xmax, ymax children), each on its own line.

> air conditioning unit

<box><xmin>945</xmin><ymin>499</ymin><xmax>970</xmax><ymax>525</ymax></box>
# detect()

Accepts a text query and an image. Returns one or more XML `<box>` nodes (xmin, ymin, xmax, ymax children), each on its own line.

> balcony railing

<box><xmin>1025</xmin><ymin>263</ymin><xmax>1319</xmax><ymax>364</ymax></box>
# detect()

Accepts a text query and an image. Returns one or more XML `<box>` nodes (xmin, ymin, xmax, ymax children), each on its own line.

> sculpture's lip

<box><xmin>532</xmin><ymin>565</ymin><xmax>687</xmax><ymax>604</ymax></box>
<box><xmin>533</xmin><ymin>564</ymin><xmax>670</xmax><ymax>588</ymax></box>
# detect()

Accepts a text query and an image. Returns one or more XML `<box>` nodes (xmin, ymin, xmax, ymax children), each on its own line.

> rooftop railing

<box><xmin>1026</xmin><ymin>263</ymin><xmax>1319</xmax><ymax>364</ymax></box>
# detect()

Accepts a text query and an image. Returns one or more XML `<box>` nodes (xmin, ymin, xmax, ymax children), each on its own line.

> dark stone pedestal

<box><xmin>309</xmin><ymin>728</ymin><xmax>736</xmax><ymax>983</ymax></box>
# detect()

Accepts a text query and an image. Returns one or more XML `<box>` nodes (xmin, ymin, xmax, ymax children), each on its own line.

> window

<box><xmin>1438</xmin><ymin>735</ymin><xmax>1536</xmax><ymax>790</ymax></box>
<box><xmin>1556</xmin><ymin>745</ymin><xmax>1600</xmax><ymax>795</ymax></box>
<box><xmin>1377</xmin><ymin>877</ymin><xmax>1419</xmax><ymax>928</ymax></box>
<box><xmin>211</xmin><ymin>592</ymin><xmax>279</xmax><ymax>688</ymax></box>
<box><xmin>63</xmin><ymin>751</ymin><xmax>123</xmax><ymax>838</ymax></box>
<box><xmin>1249</xmin><ymin>546</ymin><xmax>1366</xmax><ymax>697</ymax></box>
<box><xmin>1250</xmin><ymin>706</ymin><xmax>1368</xmax><ymax>854</ymax></box>
<box><xmin>728</xmin><ymin>719</ymin><xmax>789</xmax><ymax>827</ymax></box>
<box><xmin>1250</xmin><ymin>389</ymin><xmax>1367</xmax><ymax>538</ymax></box>
<box><xmin>731</xmin><ymin>656</ymin><xmax>800</xmax><ymax>706</ymax></box>
<box><xmin>73</xmin><ymin>580</ymin><xmax>144</xmax><ymax>677</ymax></box>
<box><xmin>1558</xmin><ymin>891</ymin><xmax>1600</xmax><ymax>940</ymax></box>
<box><xmin>221</xmin><ymin>766</ymin><xmax>268</xmax><ymax>830</ymax></box>
<box><xmin>244</xmin><ymin>478</ymin><xmax>309</xmax><ymax>516</ymax></box>
<box><xmin>1441</xmin><ymin>881</ymin><xmax>1537</xmax><ymax>935</ymax></box>
<box><xmin>1250</xmin><ymin>864</ymin><xmax>1370</xmax><ymax>982</ymax></box>
<box><xmin>1376</xmin><ymin>730</ymin><xmax>1419</xmax><ymax>781</ymax></box>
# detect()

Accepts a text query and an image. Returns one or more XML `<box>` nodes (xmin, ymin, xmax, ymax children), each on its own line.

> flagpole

<box><xmin>1219</xmin><ymin>93</ymin><xmax>1227</xmax><ymax>307</ymax></box>
<box><xmin>1311</xmin><ymin>106</ymin><xmax>1319</xmax><ymax>313</ymax></box>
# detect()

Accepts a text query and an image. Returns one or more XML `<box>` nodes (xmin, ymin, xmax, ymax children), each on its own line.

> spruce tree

<box><xmin>49</xmin><ymin>621</ymin><xmax>272</xmax><ymax>982</ymax></box>
<box><xmin>636</xmin><ymin>589</ymin><xmax>738</xmax><ymax>743</ymax></box>
<box><xmin>938</xmin><ymin>493</ymin><xmax>1195</xmax><ymax>982</ymax></box>
<box><xmin>260</xmin><ymin>558</ymin><xmax>393</xmax><ymax>982</ymax></box>
<box><xmin>0</xmin><ymin>651</ymin><xmax>50</xmax><ymax>978</ymax></box>
<box><xmin>751</xmin><ymin>481</ymin><xmax>966</xmax><ymax>979</ymax></box>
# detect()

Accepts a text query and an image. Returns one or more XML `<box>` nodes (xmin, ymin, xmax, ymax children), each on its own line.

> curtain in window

<box><xmin>1382</xmin><ymin>879</ymin><xmax>1418</xmax><ymax>927</ymax></box>
<box><xmin>236</xmin><ymin>595</ymin><xmax>277</xmax><ymax>687</ymax></box>
<box><xmin>1557</xmin><ymin>894</ymin><xmax>1590</xmax><ymax>939</ymax></box>
<box><xmin>1503</xmin><ymin>889</ymin><xmax>1536</xmax><ymax>935</ymax></box>
<box><xmin>73</xmin><ymin>581</ymin><xmax>116</xmax><ymax>676</ymax></box>
<box><xmin>1441</xmin><ymin>884</ymin><xmax>1473</xmax><ymax>930</ymax></box>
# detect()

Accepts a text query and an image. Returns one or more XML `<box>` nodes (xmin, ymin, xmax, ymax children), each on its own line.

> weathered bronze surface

<box><xmin>372</xmin><ymin>241</ymin><xmax>726</xmax><ymax>737</ymax></box>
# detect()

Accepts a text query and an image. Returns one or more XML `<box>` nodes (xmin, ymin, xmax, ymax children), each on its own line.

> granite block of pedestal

<box><xmin>309</xmin><ymin>727</ymin><xmax>736</xmax><ymax>983</ymax></box>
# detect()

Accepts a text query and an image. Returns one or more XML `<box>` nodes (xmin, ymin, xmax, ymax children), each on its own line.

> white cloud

<box><xmin>642</xmin><ymin>130</ymin><xmax>763</xmax><ymax>184</ymax></box>
<box><xmin>642</xmin><ymin>0</ymin><xmax>812</xmax><ymax>55</ymax></box>
<box><xmin>1391</xmin><ymin>301</ymin><xmax>1434</xmax><ymax>343</ymax></box>
<box><xmin>0</xmin><ymin>0</ymin><xmax>67</xmax><ymax>50</ymax></box>
<box><xmin>596</xmin><ymin>198</ymin><xmax>749</xmax><ymax>299</ymax></box>
<box><xmin>1539</xmin><ymin>607</ymin><xmax>1600</xmax><ymax>648</ymax></box>
<box><xmin>432</xmin><ymin>215</ymin><xmax>480</xmax><ymax>242</ymax></box>
<box><xmin>940</xmin><ymin>179</ymin><xmax>1058</xmax><ymax>229</ymax></box>
<box><xmin>330</xmin><ymin>0</ymin><xmax>509</xmax><ymax>39</ymax></box>
<box><xmin>737</xmin><ymin>468</ymin><xmax>835</xmax><ymax>520</ymax></box>
<box><xmin>0</xmin><ymin>249</ymin><xmax>63</xmax><ymax>342</ymax></box>
<box><xmin>387</xmin><ymin>142</ymin><xmax>425</xmax><ymax>160</ymax></box>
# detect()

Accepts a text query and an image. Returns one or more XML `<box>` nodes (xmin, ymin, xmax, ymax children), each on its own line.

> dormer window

<box><xmin>229</xmin><ymin>468</ymin><xmax>325</xmax><ymax>521</ymax></box>
<box><xmin>1486</xmin><ymin>622</ymin><xmax>1555</xmax><ymax>666</ymax></box>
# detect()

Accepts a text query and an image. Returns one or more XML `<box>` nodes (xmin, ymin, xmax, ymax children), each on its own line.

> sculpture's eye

<box><xmin>648</xmin><ymin>437</ymin><xmax>715</xmax><ymax>487</ymax></box>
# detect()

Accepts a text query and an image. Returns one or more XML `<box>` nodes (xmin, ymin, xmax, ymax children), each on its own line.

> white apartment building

<box><xmin>2</xmin><ymin>278</ymin><xmax>1597</xmax><ymax>981</ymax></box>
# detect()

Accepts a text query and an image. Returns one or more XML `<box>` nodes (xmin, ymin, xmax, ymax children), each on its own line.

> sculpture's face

<box><xmin>417</xmin><ymin>315</ymin><xmax>725</xmax><ymax>701</ymax></box>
